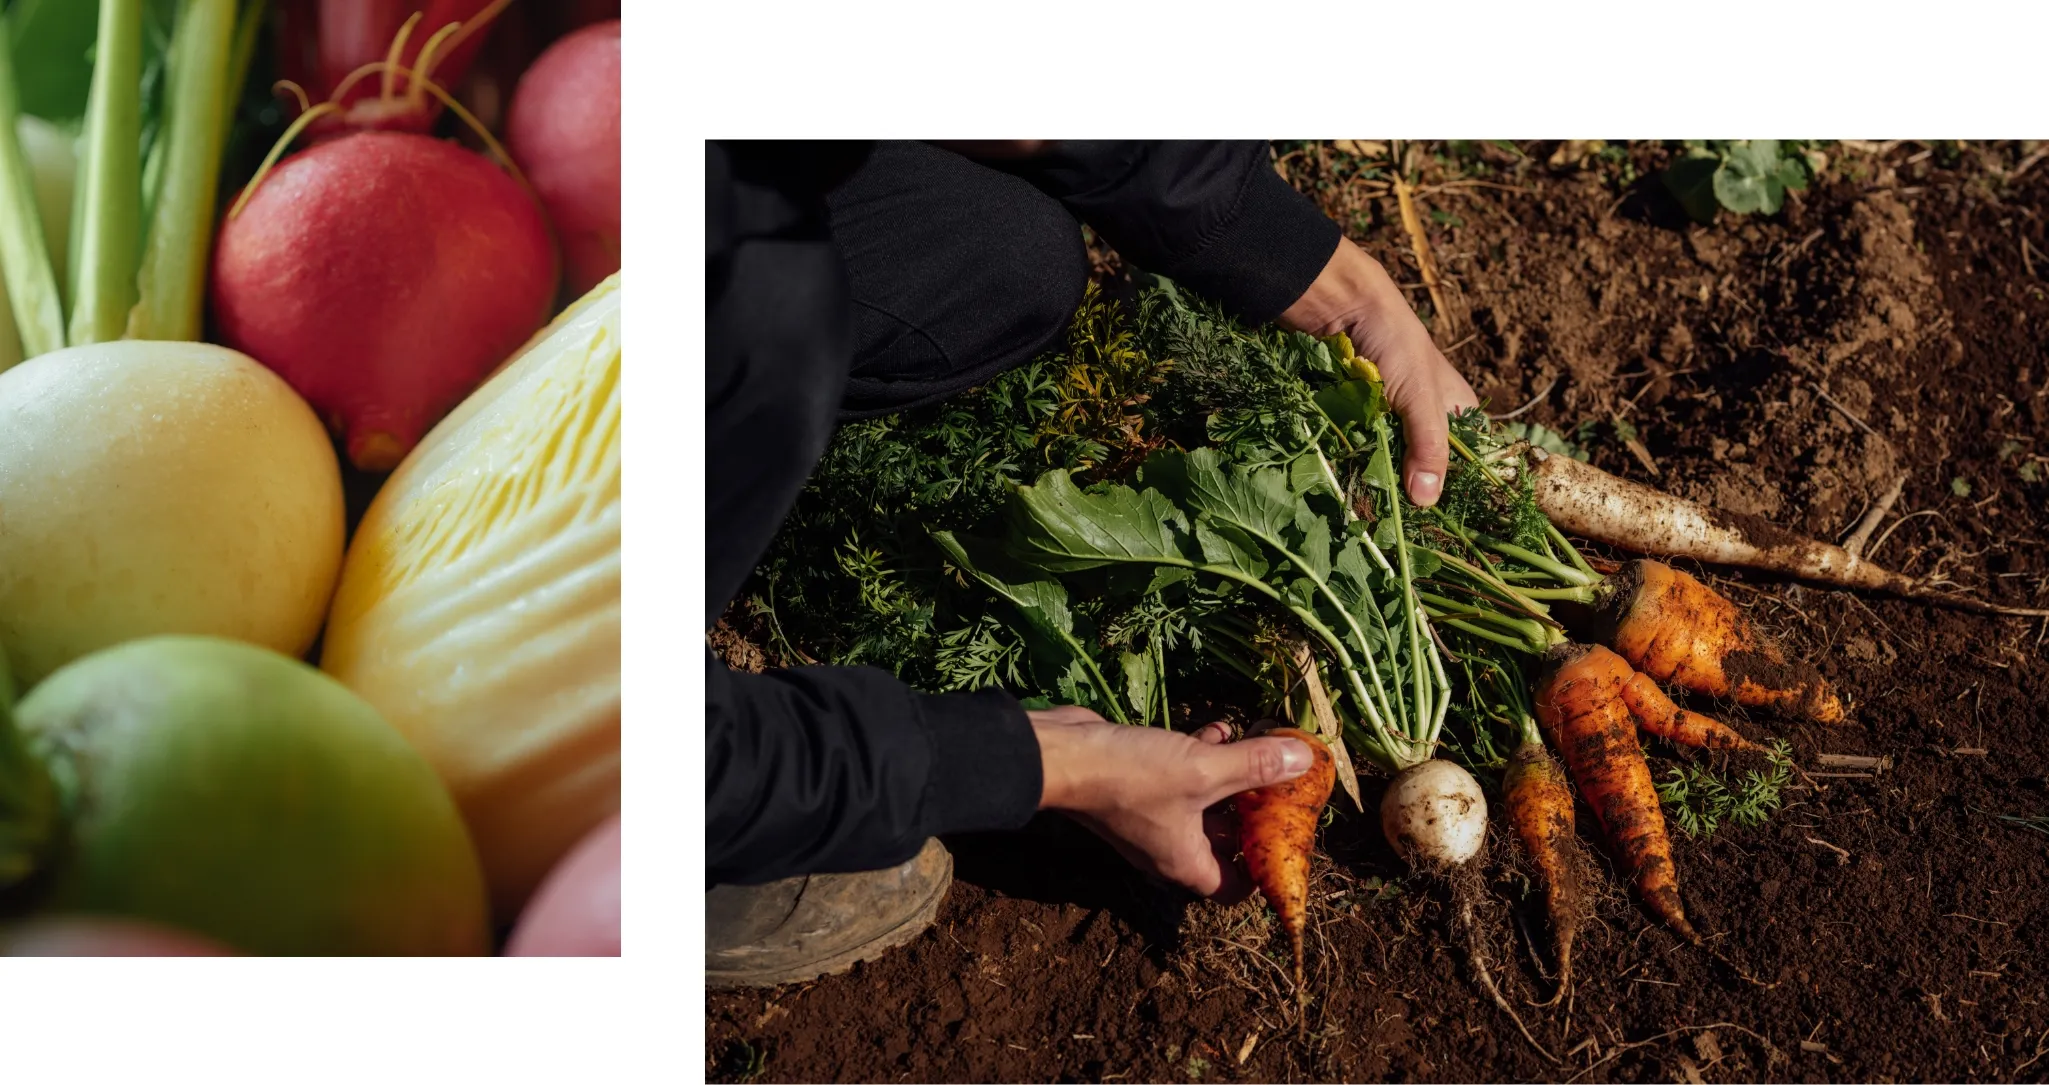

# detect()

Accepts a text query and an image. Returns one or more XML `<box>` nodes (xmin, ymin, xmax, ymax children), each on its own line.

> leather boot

<box><xmin>705</xmin><ymin>838</ymin><xmax>952</xmax><ymax>988</ymax></box>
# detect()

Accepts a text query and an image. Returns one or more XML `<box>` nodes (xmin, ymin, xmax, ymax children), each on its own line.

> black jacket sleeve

<box><xmin>992</xmin><ymin>141</ymin><xmax>1341</xmax><ymax>323</ymax></box>
<box><xmin>706</xmin><ymin>141</ymin><xmax>1045</xmax><ymax>888</ymax></box>
<box><xmin>706</xmin><ymin>653</ymin><xmax>1043</xmax><ymax>886</ymax></box>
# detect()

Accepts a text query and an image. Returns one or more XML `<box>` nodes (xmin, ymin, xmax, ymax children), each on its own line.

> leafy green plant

<box><xmin>1040</xmin><ymin>280</ymin><xmax>1170</xmax><ymax>473</ymax></box>
<box><xmin>1662</xmin><ymin>140</ymin><xmax>1814</xmax><ymax>224</ymax></box>
<box><xmin>750</xmin><ymin>279</ymin><xmax>1607</xmax><ymax>774</ymax></box>
<box><xmin>1500</xmin><ymin>420</ymin><xmax>1590</xmax><ymax>462</ymax></box>
<box><xmin>1655</xmin><ymin>739</ymin><xmax>1793</xmax><ymax>837</ymax></box>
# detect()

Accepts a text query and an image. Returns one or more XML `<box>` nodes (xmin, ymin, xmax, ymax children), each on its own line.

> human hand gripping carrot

<box><xmin>1029</xmin><ymin>707</ymin><xmax>1313</xmax><ymax>901</ymax></box>
<box><xmin>1280</xmin><ymin>236</ymin><xmax>1479</xmax><ymax>507</ymax></box>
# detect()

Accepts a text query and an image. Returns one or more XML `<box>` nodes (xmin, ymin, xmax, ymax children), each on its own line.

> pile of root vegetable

<box><xmin>0</xmin><ymin>0</ymin><xmax>620</xmax><ymax>956</ymax></box>
<box><xmin>747</xmin><ymin>271</ymin><xmax>2041</xmax><ymax>1043</ymax></box>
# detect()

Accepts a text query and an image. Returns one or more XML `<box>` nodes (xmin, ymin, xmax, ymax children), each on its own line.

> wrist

<box><xmin>1028</xmin><ymin>710</ymin><xmax>1094</xmax><ymax>811</ymax></box>
<box><xmin>1278</xmin><ymin>237</ymin><xmax>1404</xmax><ymax>339</ymax></box>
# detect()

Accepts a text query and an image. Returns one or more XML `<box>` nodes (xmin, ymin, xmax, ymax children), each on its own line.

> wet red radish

<box><xmin>507</xmin><ymin>19</ymin><xmax>620</xmax><ymax>296</ymax></box>
<box><xmin>210</xmin><ymin>130</ymin><xmax>558</xmax><ymax>471</ymax></box>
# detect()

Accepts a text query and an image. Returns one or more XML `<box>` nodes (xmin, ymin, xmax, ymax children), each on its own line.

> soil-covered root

<box><xmin>1445</xmin><ymin>859</ymin><xmax>1559</xmax><ymax>1064</ymax></box>
<box><xmin>1591</xmin><ymin>559</ymin><xmax>1843</xmax><ymax>725</ymax></box>
<box><xmin>1525</xmin><ymin>445</ymin><xmax>2049</xmax><ymax>618</ymax></box>
<box><xmin>1534</xmin><ymin>644</ymin><xmax>1701</xmax><ymax>943</ymax></box>
<box><xmin>1617</xmin><ymin>660</ymin><xmax>1767</xmax><ymax>751</ymax></box>
<box><xmin>1500</xmin><ymin>740</ymin><xmax>1586</xmax><ymax>1004</ymax></box>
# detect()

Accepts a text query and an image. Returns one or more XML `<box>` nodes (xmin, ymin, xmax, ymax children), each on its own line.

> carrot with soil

<box><xmin>1502</xmin><ymin>739</ymin><xmax>1582</xmax><ymax>1001</ymax></box>
<box><xmin>1452</xmin><ymin>646</ymin><xmax>1584</xmax><ymax>1005</ymax></box>
<box><xmin>1589</xmin><ymin>558</ymin><xmax>1842</xmax><ymax>724</ymax></box>
<box><xmin>1233</xmin><ymin>726</ymin><xmax>1335</xmax><ymax>996</ymax></box>
<box><xmin>1535</xmin><ymin>643</ymin><xmax>1698</xmax><ymax>941</ymax></box>
<box><xmin>1618</xmin><ymin>663</ymin><xmax>1764</xmax><ymax>752</ymax></box>
<box><xmin>1425</xmin><ymin>417</ymin><xmax>1850</xmax><ymax>723</ymax></box>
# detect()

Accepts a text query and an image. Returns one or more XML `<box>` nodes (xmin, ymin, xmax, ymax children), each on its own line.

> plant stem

<box><xmin>1546</xmin><ymin>521</ymin><xmax>1600</xmax><ymax>579</ymax></box>
<box><xmin>1516</xmin><ymin>585</ymin><xmax>1601</xmax><ymax>603</ymax></box>
<box><xmin>128</xmin><ymin>0</ymin><xmax>236</xmax><ymax>341</ymax></box>
<box><xmin>1438</xmin><ymin>616</ymin><xmax>1540</xmax><ymax>654</ymax></box>
<box><xmin>67</xmin><ymin>0</ymin><xmax>146</xmax><ymax>346</ymax></box>
<box><xmin>1478</xmin><ymin>536</ymin><xmax>1595</xmax><ymax>586</ymax></box>
<box><xmin>219</xmin><ymin>0</ymin><xmax>266</xmax><ymax>151</ymax></box>
<box><xmin>0</xmin><ymin>15</ymin><xmax>65</xmax><ymax>360</ymax></box>
<box><xmin>1375</xmin><ymin>418</ymin><xmax>1445</xmax><ymax>751</ymax></box>
<box><xmin>1418</xmin><ymin>592</ymin><xmax>1554</xmax><ymax>650</ymax></box>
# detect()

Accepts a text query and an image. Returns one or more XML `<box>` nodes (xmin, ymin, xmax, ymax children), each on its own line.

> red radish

<box><xmin>274</xmin><ymin>0</ymin><xmax>508</xmax><ymax>138</ymax></box>
<box><xmin>505</xmin><ymin>815</ymin><xmax>620</xmax><ymax>957</ymax></box>
<box><xmin>211</xmin><ymin>131</ymin><xmax>558</xmax><ymax>471</ymax></box>
<box><xmin>506</xmin><ymin>19</ymin><xmax>619</xmax><ymax>297</ymax></box>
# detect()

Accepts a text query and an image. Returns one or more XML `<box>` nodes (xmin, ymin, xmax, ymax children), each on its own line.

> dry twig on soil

<box><xmin>1391</xmin><ymin>150</ymin><xmax>1455</xmax><ymax>344</ymax></box>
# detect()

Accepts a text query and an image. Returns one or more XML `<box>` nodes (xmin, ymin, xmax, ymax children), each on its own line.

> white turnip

<box><xmin>1379</xmin><ymin>758</ymin><xmax>1487</xmax><ymax>866</ymax></box>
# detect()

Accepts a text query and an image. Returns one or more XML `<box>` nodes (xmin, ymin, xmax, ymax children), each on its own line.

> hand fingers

<box><xmin>1373</xmin><ymin>330</ymin><xmax>1476</xmax><ymax>508</ymax></box>
<box><xmin>1150</xmin><ymin>823</ymin><xmax>1225</xmax><ymax>898</ymax></box>
<box><xmin>1195</xmin><ymin>720</ymin><xmax>1233</xmax><ymax>745</ymax></box>
<box><xmin>1195</xmin><ymin>734</ymin><xmax>1313</xmax><ymax>805</ymax></box>
<box><xmin>1203</xmin><ymin>804</ymin><xmax>1254</xmax><ymax>904</ymax></box>
<box><xmin>1397</xmin><ymin>391</ymin><xmax>1452</xmax><ymax>507</ymax></box>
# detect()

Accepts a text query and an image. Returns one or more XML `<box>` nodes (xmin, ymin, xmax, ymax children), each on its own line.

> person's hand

<box><xmin>1279</xmin><ymin>236</ymin><xmax>1479</xmax><ymax>507</ymax></box>
<box><xmin>1029</xmin><ymin>706</ymin><xmax>1313</xmax><ymax>900</ymax></box>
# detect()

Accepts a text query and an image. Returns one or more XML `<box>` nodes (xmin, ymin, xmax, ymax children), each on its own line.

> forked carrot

<box><xmin>1234</xmin><ymin>727</ymin><xmax>1336</xmax><ymax>995</ymax></box>
<box><xmin>1534</xmin><ymin>644</ymin><xmax>1699</xmax><ymax>942</ymax></box>
<box><xmin>1618</xmin><ymin>668</ymin><xmax>1762</xmax><ymax>752</ymax></box>
<box><xmin>1596</xmin><ymin>560</ymin><xmax>1844</xmax><ymax>724</ymax></box>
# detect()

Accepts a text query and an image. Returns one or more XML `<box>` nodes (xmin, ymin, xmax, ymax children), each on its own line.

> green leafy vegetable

<box><xmin>1662</xmin><ymin>140</ymin><xmax>1814</xmax><ymax>224</ymax></box>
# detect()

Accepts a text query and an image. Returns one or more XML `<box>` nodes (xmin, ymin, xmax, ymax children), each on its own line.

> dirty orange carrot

<box><xmin>1234</xmin><ymin>727</ymin><xmax>1335</xmax><ymax>994</ymax></box>
<box><xmin>1594</xmin><ymin>559</ymin><xmax>1844</xmax><ymax>724</ymax></box>
<box><xmin>1534</xmin><ymin>644</ymin><xmax>1699</xmax><ymax>942</ymax></box>
<box><xmin>1618</xmin><ymin>668</ymin><xmax>1763</xmax><ymax>752</ymax></box>
<box><xmin>1501</xmin><ymin>738</ymin><xmax>1582</xmax><ymax>1002</ymax></box>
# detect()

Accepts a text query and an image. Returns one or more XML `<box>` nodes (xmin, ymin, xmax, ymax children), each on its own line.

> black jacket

<box><xmin>707</xmin><ymin>141</ymin><xmax>1340</xmax><ymax>887</ymax></box>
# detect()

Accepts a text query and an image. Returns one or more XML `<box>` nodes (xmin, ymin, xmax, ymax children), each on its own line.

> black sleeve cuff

<box><xmin>915</xmin><ymin>688</ymin><xmax>1043</xmax><ymax>836</ymax></box>
<box><xmin>1171</xmin><ymin>163</ymin><xmax>1342</xmax><ymax>324</ymax></box>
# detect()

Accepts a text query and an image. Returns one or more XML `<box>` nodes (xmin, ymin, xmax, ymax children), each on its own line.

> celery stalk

<box><xmin>0</xmin><ymin>17</ymin><xmax>66</xmax><ymax>360</ymax></box>
<box><xmin>66</xmin><ymin>0</ymin><xmax>145</xmax><ymax>346</ymax></box>
<box><xmin>127</xmin><ymin>0</ymin><xmax>233</xmax><ymax>342</ymax></box>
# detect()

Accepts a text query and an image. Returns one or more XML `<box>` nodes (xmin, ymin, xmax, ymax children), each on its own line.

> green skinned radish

<box><xmin>1</xmin><ymin>636</ymin><xmax>490</xmax><ymax>955</ymax></box>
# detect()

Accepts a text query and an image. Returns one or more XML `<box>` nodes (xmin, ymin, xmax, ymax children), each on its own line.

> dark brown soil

<box><xmin>706</xmin><ymin>141</ymin><xmax>2049</xmax><ymax>1083</ymax></box>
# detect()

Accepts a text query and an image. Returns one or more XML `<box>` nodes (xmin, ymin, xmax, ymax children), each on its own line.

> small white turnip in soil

<box><xmin>1380</xmin><ymin>758</ymin><xmax>1487</xmax><ymax>865</ymax></box>
<box><xmin>1379</xmin><ymin>757</ymin><xmax>1555</xmax><ymax>1062</ymax></box>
